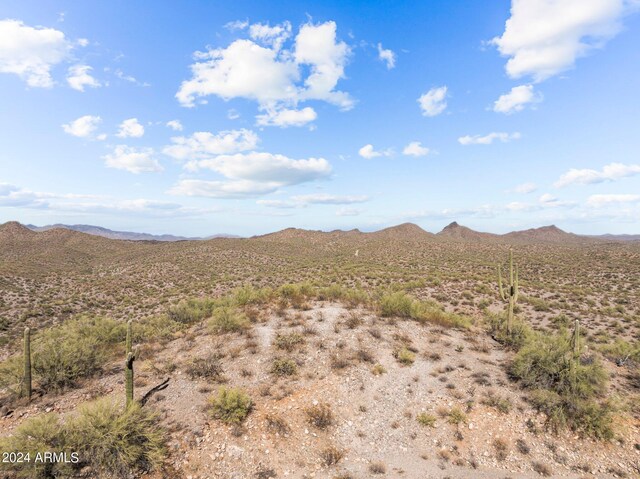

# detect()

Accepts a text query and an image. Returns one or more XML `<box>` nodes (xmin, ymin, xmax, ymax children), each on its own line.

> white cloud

<box><xmin>491</xmin><ymin>0</ymin><xmax>637</xmax><ymax>82</ymax></box>
<box><xmin>102</xmin><ymin>145</ymin><xmax>162</xmax><ymax>173</ymax></box>
<box><xmin>358</xmin><ymin>144</ymin><xmax>392</xmax><ymax>159</ymax></box>
<box><xmin>402</xmin><ymin>141</ymin><xmax>430</xmax><ymax>157</ymax></box>
<box><xmin>291</xmin><ymin>194</ymin><xmax>368</xmax><ymax>205</ymax></box>
<box><xmin>257</xmin><ymin>193</ymin><xmax>368</xmax><ymax>208</ymax></box>
<box><xmin>166</xmin><ymin>120</ymin><xmax>183</xmax><ymax>131</ymax></box>
<box><xmin>169</xmin><ymin>179</ymin><xmax>278</xmax><ymax>198</ymax></box>
<box><xmin>249</xmin><ymin>21</ymin><xmax>292</xmax><ymax>51</ymax></box>
<box><xmin>66</xmin><ymin>64</ymin><xmax>100</xmax><ymax>92</ymax></box>
<box><xmin>377</xmin><ymin>43</ymin><xmax>396</xmax><ymax>69</ymax></box>
<box><xmin>511</xmin><ymin>182</ymin><xmax>538</xmax><ymax>194</ymax></box>
<box><xmin>228</xmin><ymin>109</ymin><xmax>240</xmax><ymax>120</ymax></box>
<box><xmin>256</xmin><ymin>106</ymin><xmax>317</xmax><ymax>127</ymax></box>
<box><xmin>176</xmin><ymin>21</ymin><xmax>353</xmax><ymax>120</ymax></box>
<box><xmin>554</xmin><ymin>162</ymin><xmax>640</xmax><ymax>187</ymax></box>
<box><xmin>163</xmin><ymin>129</ymin><xmax>259</xmax><ymax>161</ymax></box>
<box><xmin>587</xmin><ymin>193</ymin><xmax>640</xmax><ymax>207</ymax></box>
<box><xmin>116</xmin><ymin>118</ymin><xmax>145</xmax><ymax>138</ymax></box>
<box><xmin>62</xmin><ymin>115</ymin><xmax>102</xmax><ymax>138</ymax></box>
<box><xmin>336</xmin><ymin>207</ymin><xmax>362</xmax><ymax>216</ymax></box>
<box><xmin>184</xmin><ymin>152</ymin><xmax>332</xmax><ymax>185</ymax></box>
<box><xmin>458</xmin><ymin>132</ymin><xmax>521</xmax><ymax>145</ymax></box>
<box><xmin>493</xmin><ymin>84</ymin><xmax>541</xmax><ymax>114</ymax></box>
<box><xmin>0</xmin><ymin>19</ymin><xmax>73</xmax><ymax>87</ymax></box>
<box><xmin>418</xmin><ymin>86</ymin><xmax>447</xmax><ymax>117</ymax></box>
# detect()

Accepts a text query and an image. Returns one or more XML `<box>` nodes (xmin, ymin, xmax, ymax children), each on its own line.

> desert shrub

<box><xmin>416</xmin><ymin>412</ymin><xmax>437</xmax><ymax>427</ymax></box>
<box><xmin>135</xmin><ymin>314</ymin><xmax>185</xmax><ymax>342</ymax></box>
<box><xmin>271</xmin><ymin>357</ymin><xmax>297</xmax><ymax>376</ymax></box>
<box><xmin>528</xmin><ymin>389</ymin><xmax>614</xmax><ymax>439</ymax></box>
<box><xmin>394</xmin><ymin>347</ymin><xmax>415</xmax><ymax>366</ymax></box>
<box><xmin>320</xmin><ymin>445</ymin><xmax>344</xmax><ymax>466</ymax></box>
<box><xmin>33</xmin><ymin>318</ymin><xmax>116</xmax><ymax>392</ymax></box>
<box><xmin>509</xmin><ymin>331</ymin><xmax>607</xmax><ymax>399</ymax></box>
<box><xmin>305</xmin><ymin>403</ymin><xmax>334</xmax><ymax>429</ymax></box>
<box><xmin>599</xmin><ymin>339</ymin><xmax>640</xmax><ymax>364</ymax></box>
<box><xmin>0</xmin><ymin>400</ymin><xmax>165</xmax><ymax>479</ymax></box>
<box><xmin>379</xmin><ymin>291</ymin><xmax>470</xmax><ymax>328</ymax></box>
<box><xmin>67</xmin><ymin>399</ymin><xmax>165</xmax><ymax>477</ymax></box>
<box><xmin>186</xmin><ymin>353</ymin><xmax>224</xmax><ymax>380</ymax></box>
<box><xmin>0</xmin><ymin>354</ymin><xmax>24</xmax><ymax>397</ymax></box>
<box><xmin>208</xmin><ymin>306</ymin><xmax>249</xmax><ymax>334</ymax></box>
<box><xmin>208</xmin><ymin>387</ymin><xmax>253</xmax><ymax>424</ymax></box>
<box><xmin>274</xmin><ymin>332</ymin><xmax>304</xmax><ymax>352</ymax></box>
<box><xmin>482</xmin><ymin>390</ymin><xmax>512</xmax><ymax>413</ymax></box>
<box><xmin>372</xmin><ymin>364</ymin><xmax>386</xmax><ymax>375</ymax></box>
<box><xmin>167</xmin><ymin>298</ymin><xmax>216</xmax><ymax>324</ymax></box>
<box><xmin>0</xmin><ymin>414</ymin><xmax>71</xmax><ymax>478</ymax></box>
<box><xmin>447</xmin><ymin>407</ymin><xmax>467</xmax><ymax>425</ymax></box>
<box><xmin>233</xmin><ymin>285</ymin><xmax>273</xmax><ymax>306</ymax></box>
<box><xmin>509</xmin><ymin>329</ymin><xmax>614</xmax><ymax>439</ymax></box>
<box><xmin>487</xmin><ymin>313</ymin><xmax>533</xmax><ymax>350</ymax></box>
<box><xmin>379</xmin><ymin>291</ymin><xmax>413</xmax><ymax>318</ymax></box>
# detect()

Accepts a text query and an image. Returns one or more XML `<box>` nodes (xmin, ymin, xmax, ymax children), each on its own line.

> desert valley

<box><xmin>0</xmin><ymin>220</ymin><xmax>638</xmax><ymax>479</ymax></box>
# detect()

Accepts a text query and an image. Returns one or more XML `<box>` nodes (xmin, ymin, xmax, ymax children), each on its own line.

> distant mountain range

<box><xmin>25</xmin><ymin>223</ymin><xmax>241</xmax><ymax>242</ymax></box>
<box><xmin>0</xmin><ymin>221</ymin><xmax>636</xmax><ymax>244</ymax></box>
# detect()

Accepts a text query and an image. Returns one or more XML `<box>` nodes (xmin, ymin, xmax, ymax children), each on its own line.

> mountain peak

<box><xmin>0</xmin><ymin>221</ymin><xmax>35</xmax><ymax>238</ymax></box>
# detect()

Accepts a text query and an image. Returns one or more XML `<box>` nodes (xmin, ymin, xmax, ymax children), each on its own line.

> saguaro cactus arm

<box><xmin>498</xmin><ymin>265</ymin><xmax>507</xmax><ymax>301</ymax></box>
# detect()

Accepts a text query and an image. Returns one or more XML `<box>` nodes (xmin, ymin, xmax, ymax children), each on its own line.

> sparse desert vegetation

<box><xmin>0</xmin><ymin>221</ymin><xmax>639</xmax><ymax>478</ymax></box>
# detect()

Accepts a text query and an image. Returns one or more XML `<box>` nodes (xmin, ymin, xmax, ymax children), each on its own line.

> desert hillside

<box><xmin>0</xmin><ymin>222</ymin><xmax>639</xmax><ymax>479</ymax></box>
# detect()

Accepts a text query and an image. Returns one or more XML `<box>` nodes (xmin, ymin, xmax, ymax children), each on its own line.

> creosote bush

<box><xmin>208</xmin><ymin>386</ymin><xmax>253</xmax><ymax>424</ymax></box>
<box><xmin>0</xmin><ymin>398</ymin><xmax>165</xmax><ymax>479</ymax></box>
<box><xmin>208</xmin><ymin>306</ymin><xmax>250</xmax><ymax>334</ymax></box>
<box><xmin>271</xmin><ymin>357</ymin><xmax>297</xmax><ymax>376</ymax></box>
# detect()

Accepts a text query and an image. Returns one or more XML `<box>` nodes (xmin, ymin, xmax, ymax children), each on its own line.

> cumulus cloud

<box><xmin>418</xmin><ymin>86</ymin><xmax>447</xmax><ymax>117</ymax></box>
<box><xmin>587</xmin><ymin>193</ymin><xmax>640</xmax><ymax>207</ymax></box>
<box><xmin>169</xmin><ymin>148</ymin><xmax>332</xmax><ymax>199</ymax></box>
<box><xmin>511</xmin><ymin>182</ymin><xmax>538</xmax><ymax>194</ymax></box>
<box><xmin>102</xmin><ymin>145</ymin><xmax>162</xmax><ymax>173</ymax></box>
<box><xmin>255</xmin><ymin>106</ymin><xmax>317</xmax><ymax>127</ymax></box>
<box><xmin>62</xmin><ymin>115</ymin><xmax>102</xmax><ymax>138</ymax></box>
<box><xmin>491</xmin><ymin>0</ymin><xmax>638</xmax><ymax>82</ymax></box>
<box><xmin>402</xmin><ymin>141</ymin><xmax>430</xmax><ymax>157</ymax></box>
<box><xmin>0</xmin><ymin>19</ymin><xmax>74</xmax><ymax>87</ymax></box>
<box><xmin>66</xmin><ymin>64</ymin><xmax>100</xmax><ymax>91</ymax></box>
<box><xmin>166</xmin><ymin>120</ymin><xmax>183</xmax><ymax>131</ymax></box>
<box><xmin>493</xmin><ymin>84</ymin><xmax>541</xmax><ymax>114</ymax></box>
<box><xmin>116</xmin><ymin>118</ymin><xmax>145</xmax><ymax>138</ymax></box>
<box><xmin>358</xmin><ymin>144</ymin><xmax>392</xmax><ymax>159</ymax></box>
<box><xmin>458</xmin><ymin>132</ymin><xmax>521</xmax><ymax>145</ymax></box>
<box><xmin>249</xmin><ymin>21</ymin><xmax>292</xmax><ymax>50</ymax></box>
<box><xmin>168</xmin><ymin>179</ymin><xmax>279</xmax><ymax>198</ymax></box>
<box><xmin>163</xmin><ymin>129</ymin><xmax>259</xmax><ymax>160</ymax></box>
<box><xmin>184</xmin><ymin>152</ymin><xmax>331</xmax><ymax>184</ymax></box>
<box><xmin>554</xmin><ymin>162</ymin><xmax>640</xmax><ymax>187</ymax></box>
<box><xmin>175</xmin><ymin>21</ymin><xmax>352</xmax><ymax>122</ymax></box>
<box><xmin>377</xmin><ymin>43</ymin><xmax>396</xmax><ymax>69</ymax></box>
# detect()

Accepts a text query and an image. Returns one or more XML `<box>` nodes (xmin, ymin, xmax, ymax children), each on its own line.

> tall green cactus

<box><xmin>23</xmin><ymin>327</ymin><xmax>32</xmax><ymax>401</ymax></box>
<box><xmin>498</xmin><ymin>249</ymin><xmax>519</xmax><ymax>334</ymax></box>
<box><xmin>125</xmin><ymin>320</ymin><xmax>137</xmax><ymax>407</ymax></box>
<box><xmin>570</xmin><ymin>319</ymin><xmax>581</xmax><ymax>356</ymax></box>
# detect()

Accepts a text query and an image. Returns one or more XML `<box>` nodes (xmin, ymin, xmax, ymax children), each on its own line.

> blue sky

<box><xmin>1</xmin><ymin>0</ymin><xmax>639</xmax><ymax>236</ymax></box>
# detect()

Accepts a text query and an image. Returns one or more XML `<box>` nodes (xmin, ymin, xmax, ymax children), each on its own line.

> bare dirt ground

<box><xmin>2</xmin><ymin>301</ymin><xmax>638</xmax><ymax>479</ymax></box>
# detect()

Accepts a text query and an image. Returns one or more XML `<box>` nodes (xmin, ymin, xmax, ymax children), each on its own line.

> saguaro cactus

<box><xmin>498</xmin><ymin>249</ymin><xmax>519</xmax><ymax>334</ymax></box>
<box><xmin>125</xmin><ymin>320</ymin><xmax>138</xmax><ymax>407</ymax></box>
<box><xmin>23</xmin><ymin>327</ymin><xmax>32</xmax><ymax>401</ymax></box>
<box><xmin>570</xmin><ymin>319</ymin><xmax>581</xmax><ymax>356</ymax></box>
